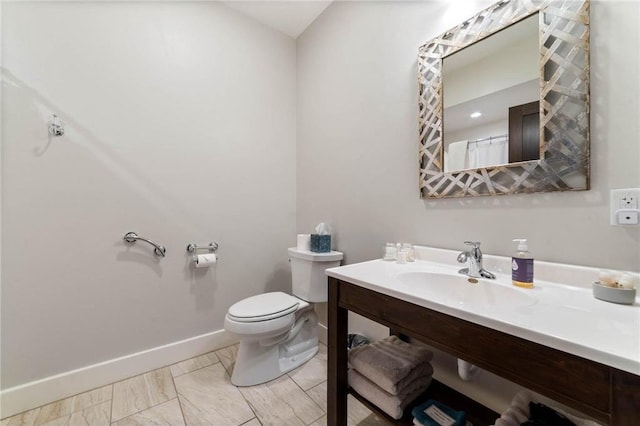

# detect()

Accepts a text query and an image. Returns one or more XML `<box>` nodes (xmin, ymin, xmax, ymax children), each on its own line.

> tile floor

<box><xmin>1</xmin><ymin>344</ymin><xmax>393</xmax><ymax>426</ymax></box>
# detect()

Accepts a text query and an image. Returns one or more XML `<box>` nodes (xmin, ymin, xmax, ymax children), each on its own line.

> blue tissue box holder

<box><xmin>310</xmin><ymin>234</ymin><xmax>331</xmax><ymax>253</ymax></box>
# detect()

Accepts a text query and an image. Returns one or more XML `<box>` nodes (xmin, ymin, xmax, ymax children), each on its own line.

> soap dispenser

<box><xmin>512</xmin><ymin>239</ymin><xmax>534</xmax><ymax>288</ymax></box>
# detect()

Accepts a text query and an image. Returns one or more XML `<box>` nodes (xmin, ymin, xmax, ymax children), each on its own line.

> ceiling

<box><xmin>222</xmin><ymin>1</ymin><xmax>334</xmax><ymax>38</ymax></box>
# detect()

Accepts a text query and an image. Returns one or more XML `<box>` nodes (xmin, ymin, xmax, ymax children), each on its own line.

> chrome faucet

<box><xmin>457</xmin><ymin>241</ymin><xmax>495</xmax><ymax>279</ymax></box>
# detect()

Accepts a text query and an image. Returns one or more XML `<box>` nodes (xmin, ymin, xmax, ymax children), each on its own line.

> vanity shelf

<box><xmin>328</xmin><ymin>277</ymin><xmax>640</xmax><ymax>426</ymax></box>
<box><xmin>350</xmin><ymin>379</ymin><xmax>500</xmax><ymax>426</ymax></box>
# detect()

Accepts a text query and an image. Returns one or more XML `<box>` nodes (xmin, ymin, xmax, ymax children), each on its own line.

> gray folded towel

<box><xmin>348</xmin><ymin>368</ymin><xmax>432</xmax><ymax>420</ymax></box>
<box><xmin>349</xmin><ymin>335</ymin><xmax>434</xmax><ymax>395</ymax></box>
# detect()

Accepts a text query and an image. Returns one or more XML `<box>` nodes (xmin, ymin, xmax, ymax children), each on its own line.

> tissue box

<box><xmin>310</xmin><ymin>234</ymin><xmax>331</xmax><ymax>253</ymax></box>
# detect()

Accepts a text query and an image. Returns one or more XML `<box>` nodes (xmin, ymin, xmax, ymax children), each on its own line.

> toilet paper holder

<box><xmin>186</xmin><ymin>242</ymin><xmax>219</xmax><ymax>260</ymax></box>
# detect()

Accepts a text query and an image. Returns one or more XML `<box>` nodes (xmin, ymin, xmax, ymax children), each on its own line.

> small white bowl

<box><xmin>593</xmin><ymin>282</ymin><xmax>636</xmax><ymax>305</ymax></box>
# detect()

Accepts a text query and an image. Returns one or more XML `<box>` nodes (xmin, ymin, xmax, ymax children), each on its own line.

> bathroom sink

<box><xmin>395</xmin><ymin>271</ymin><xmax>537</xmax><ymax>308</ymax></box>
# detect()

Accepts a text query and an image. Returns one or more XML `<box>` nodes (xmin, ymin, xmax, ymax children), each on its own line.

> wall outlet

<box><xmin>617</xmin><ymin>211</ymin><xmax>639</xmax><ymax>225</ymax></box>
<box><xmin>610</xmin><ymin>188</ymin><xmax>640</xmax><ymax>225</ymax></box>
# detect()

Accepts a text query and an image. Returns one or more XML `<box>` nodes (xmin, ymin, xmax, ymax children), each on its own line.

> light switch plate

<box><xmin>610</xmin><ymin>188</ymin><xmax>640</xmax><ymax>225</ymax></box>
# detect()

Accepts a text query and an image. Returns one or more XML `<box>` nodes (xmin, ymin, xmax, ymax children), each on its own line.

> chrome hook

<box><xmin>48</xmin><ymin>114</ymin><xmax>65</xmax><ymax>137</ymax></box>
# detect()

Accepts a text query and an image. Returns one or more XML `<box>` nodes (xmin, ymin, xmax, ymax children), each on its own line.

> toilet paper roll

<box><xmin>297</xmin><ymin>234</ymin><xmax>311</xmax><ymax>251</ymax></box>
<box><xmin>195</xmin><ymin>254</ymin><xmax>217</xmax><ymax>268</ymax></box>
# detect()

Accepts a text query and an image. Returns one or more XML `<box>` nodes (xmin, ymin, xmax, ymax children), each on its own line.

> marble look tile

<box><xmin>111</xmin><ymin>367</ymin><xmax>177</xmax><ymax>422</ymax></box>
<box><xmin>1</xmin><ymin>386</ymin><xmax>112</xmax><ymax>426</ymax></box>
<box><xmin>305</xmin><ymin>396</ymin><xmax>394</xmax><ymax>426</ymax></box>
<box><xmin>287</xmin><ymin>345</ymin><xmax>327</xmax><ymax>391</ymax></box>
<box><xmin>112</xmin><ymin>399</ymin><xmax>184</xmax><ymax>426</ymax></box>
<box><xmin>214</xmin><ymin>344</ymin><xmax>238</xmax><ymax>377</ymax></box>
<box><xmin>37</xmin><ymin>385</ymin><xmax>112</xmax><ymax>424</ymax></box>
<box><xmin>305</xmin><ymin>381</ymin><xmax>327</xmax><ymax>412</ymax></box>
<box><xmin>1</xmin><ymin>409</ymin><xmax>41</xmax><ymax>426</ymax></box>
<box><xmin>240</xmin><ymin>419</ymin><xmax>261</xmax><ymax>426</ymax></box>
<box><xmin>308</xmin><ymin>415</ymin><xmax>326</xmax><ymax>426</ymax></box>
<box><xmin>39</xmin><ymin>401</ymin><xmax>110</xmax><ymax>426</ymax></box>
<box><xmin>239</xmin><ymin>375</ymin><xmax>323</xmax><ymax>426</ymax></box>
<box><xmin>170</xmin><ymin>352</ymin><xmax>219</xmax><ymax>377</ymax></box>
<box><xmin>174</xmin><ymin>363</ymin><xmax>254</xmax><ymax>426</ymax></box>
<box><xmin>346</xmin><ymin>395</ymin><xmax>395</xmax><ymax>426</ymax></box>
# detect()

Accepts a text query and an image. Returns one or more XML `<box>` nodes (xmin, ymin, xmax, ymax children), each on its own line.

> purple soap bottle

<box><xmin>512</xmin><ymin>239</ymin><xmax>534</xmax><ymax>289</ymax></box>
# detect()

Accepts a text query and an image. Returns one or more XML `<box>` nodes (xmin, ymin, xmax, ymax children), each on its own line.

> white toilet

<box><xmin>224</xmin><ymin>247</ymin><xmax>343</xmax><ymax>386</ymax></box>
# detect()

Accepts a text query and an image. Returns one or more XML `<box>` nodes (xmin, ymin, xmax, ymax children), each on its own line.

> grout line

<box><xmin>110</xmin><ymin>368</ymin><xmax>174</xmax><ymax>423</ymax></box>
<box><xmin>169</xmin><ymin>365</ymin><xmax>188</xmax><ymax>425</ymax></box>
<box><xmin>240</xmin><ymin>397</ymin><xmax>260</xmax><ymax>425</ymax></box>
<box><xmin>109</xmin><ymin>384</ymin><xmax>114</xmax><ymax>425</ymax></box>
<box><xmin>174</xmin><ymin>395</ymin><xmax>188</xmax><ymax>426</ymax></box>
<box><xmin>216</xmin><ymin>345</ymin><xmax>265</xmax><ymax>425</ymax></box>
<box><xmin>227</xmin><ymin>371</ymin><xmax>260</xmax><ymax>423</ymax></box>
<box><xmin>170</xmin><ymin>359</ymin><xmax>221</xmax><ymax>379</ymax></box>
<box><xmin>307</xmin><ymin>412</ymin><xmax>324</xmax><ymax>426</ymax></box>
<box><xmin>271</xmin><ymin>369</ymin><xmax>326</xmax><ymax>425</ymax></box>
<box><xmin>110</xmin><ymin>398</ymin><xmax>178</xmax><ymax>425</ymax></box>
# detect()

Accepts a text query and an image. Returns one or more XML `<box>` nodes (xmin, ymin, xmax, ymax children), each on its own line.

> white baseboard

<box><xmin>1</xmin><ymin>329</ymin><xmax>238</xmax><ymax>419</ymax></box>
<box><xmin>317</xmin><ymin>322</ymin><xmax>328</xmax><ymax>346</ymax></box>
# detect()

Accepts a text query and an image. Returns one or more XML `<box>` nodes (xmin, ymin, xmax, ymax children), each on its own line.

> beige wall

<box><xmin>297</xmin><ymin>0</ymin><xmax>639</xmax><ymax>412</ymax></box>
<box><xmin>1</xmin><ymin>2</ymin><xmax>296</xmax><ymax>389</ymax></box>
<box><xmin>297</xmin><ymin>0</ymin><xmax>639</xmax><ymax>273</ymax></box>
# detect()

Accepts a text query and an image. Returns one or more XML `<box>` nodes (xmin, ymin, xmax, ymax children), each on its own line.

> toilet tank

<box><xmin>288</xmin><ymin>247</ymin><xmax>343</xmax><ymax>303</ymax></box>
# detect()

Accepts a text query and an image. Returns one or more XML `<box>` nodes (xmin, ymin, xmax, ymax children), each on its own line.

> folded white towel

<box><xmin>349</xmin><ymin>335</ymin><xmax>434</xmax><ymax>395</ymax></box>
<box><xmin>348</xmin><ymin>368</ymin><xmax>432</xmax><ymax>420</ymax></box>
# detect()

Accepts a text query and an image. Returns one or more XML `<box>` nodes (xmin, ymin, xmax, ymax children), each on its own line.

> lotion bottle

<box><xmin>512</xmin><ymin>239</ymin><xmax>534</xmax><ymax>288</ymax></box>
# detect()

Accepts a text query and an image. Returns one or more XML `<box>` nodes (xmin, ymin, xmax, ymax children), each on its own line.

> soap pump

<box><xmin>512</xmin><ymin>239</ymin><xmax>534</xmax><ymax>288</ymax></box>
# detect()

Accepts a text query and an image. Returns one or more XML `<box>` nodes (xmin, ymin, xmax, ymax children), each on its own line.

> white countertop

<box><xmin>326</xmin><ymin>246</ymin><xmax>640</xmax><ymax>376</ymax></box>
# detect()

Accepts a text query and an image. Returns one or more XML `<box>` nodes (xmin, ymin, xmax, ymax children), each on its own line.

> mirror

<box><xmin>418</xmin><ymin>0</ymin><xmax>590</xmax><ymax>198</ymax></box>
<box><xmin>443</xmin><ymin>14</ymin><xmax>539</xmax><ymax>172</ymax></box>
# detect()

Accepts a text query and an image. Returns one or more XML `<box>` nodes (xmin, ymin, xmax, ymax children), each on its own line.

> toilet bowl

<box><xmin>224</xmin><ymin>247</ymin><xmax>343</xmax><ymax>386</ymax></box>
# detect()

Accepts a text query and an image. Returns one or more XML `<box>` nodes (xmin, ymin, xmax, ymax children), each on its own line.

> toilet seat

<box><xmin>227</xmin><ymin>292</ymin><xmax>299</xmax><ymax>323</ymax></box>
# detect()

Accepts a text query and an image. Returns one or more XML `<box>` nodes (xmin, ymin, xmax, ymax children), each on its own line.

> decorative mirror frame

<box><xmin>418</xmin><ymin>0</ymin><xmax>590</xmax><ymax>198</ymax></box>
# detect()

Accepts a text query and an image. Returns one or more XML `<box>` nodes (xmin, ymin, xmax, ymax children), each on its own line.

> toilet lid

<box><xmin>227</xmin><ymin>292</ymin><xmax>299</xmax><ymax>322</ymax></box>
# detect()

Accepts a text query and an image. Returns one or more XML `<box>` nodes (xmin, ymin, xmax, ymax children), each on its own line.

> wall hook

<box><xmin>48</xmin><ymin>114</ymin><xmax>65</xmax><ymax>137</ymax></box>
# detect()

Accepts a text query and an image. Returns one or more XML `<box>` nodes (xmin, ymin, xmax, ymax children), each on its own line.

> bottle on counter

<box><xmin>512</xmin><ymin>239</ymin><xmax>534</xmax><ymax>288</ymax></box>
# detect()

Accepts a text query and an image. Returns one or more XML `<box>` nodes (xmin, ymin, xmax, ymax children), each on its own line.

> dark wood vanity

<box><xmin>328</xmin><ymin>277</ymin><xmax>640</xmax><ymax>426</ymax></box>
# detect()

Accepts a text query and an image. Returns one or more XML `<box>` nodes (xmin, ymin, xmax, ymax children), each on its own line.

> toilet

<box><xmin>224</xmin><ymin>247</ymin><xmax>343</xmax><ymax>386</ymax></box>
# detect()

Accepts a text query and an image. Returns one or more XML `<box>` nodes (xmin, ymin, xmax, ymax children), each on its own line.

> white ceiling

<box><xmin>222</xmin><ymin>1</ymin><xmax>334</xmax><ymax>38</ymax></box>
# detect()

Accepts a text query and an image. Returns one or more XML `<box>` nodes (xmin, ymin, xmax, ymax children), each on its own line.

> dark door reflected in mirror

<box><xmin>442</xmin><ymin>13</ymin><xmax>539</xmax><ymax>172</ymax></box>
<box><xmin>509</xmin><ymin>100</ymin><xmax>540</xmax><ymax>163</ymax></box>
